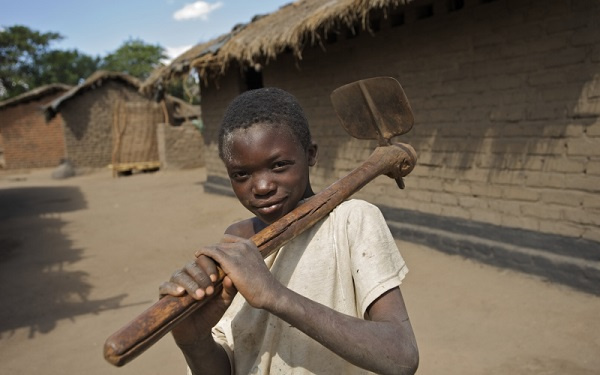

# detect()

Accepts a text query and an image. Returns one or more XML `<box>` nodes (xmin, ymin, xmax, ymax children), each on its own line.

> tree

<box><xmin>101</xmin><ymin>39</ymin><xmax>167</xmax><ymax>81</ymax></box>
<box><xmin>0</xmin><ymin>26</ymin><xmax>167</xmax><ymax>100</ymax></box>
<box><xmin>33</xmin><ymin>49</ymin><xmax>101</xmax><ymax>87</ymax></box>
<box><xmin>0</xmin><ymin>25</ymin><xmax>102</xmax><ymax>99</ymax></box>
<box><xmin>0</xmin><ymin>25</ymin><xmax>62</xmax><ymax>98</ymax></box>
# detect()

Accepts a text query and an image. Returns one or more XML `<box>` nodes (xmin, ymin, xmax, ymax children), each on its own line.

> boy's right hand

<box><xmin>158</xmin><ymin>252</ymin><xmax>238</xmax><ymax>347</ymax></box>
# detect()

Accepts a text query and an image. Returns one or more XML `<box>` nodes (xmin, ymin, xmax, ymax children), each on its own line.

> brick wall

<box><xmin>157</xmin><ymin>121</ymin><xmax>205</xmax><ymax>169</ymax></box>
<box><xmin>0</xmin><ymin>94</ymin><xmax>66</xmax><ymax>169</ymax></box>
<box><xmin>60</xmin><ymin>81</ymin><xmax>152</xmax><ymax>168</ymax></box>
<box><xmin>200</xmin><ymin>0</ymin><xmax>600</xmax><ymax>292</ymax></box>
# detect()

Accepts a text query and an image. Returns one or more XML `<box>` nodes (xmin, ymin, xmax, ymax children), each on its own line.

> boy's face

<box><xmin>223</xmin><ymin>123</ymin><xmax>317</xmax><ymax>225</ymax></box>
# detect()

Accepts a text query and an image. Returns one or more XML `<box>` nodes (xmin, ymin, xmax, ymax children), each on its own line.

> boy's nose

<box><xmin>252</xmin><ymin>174</ymin><xmax>276</xmax><ymax>196</ymax></box>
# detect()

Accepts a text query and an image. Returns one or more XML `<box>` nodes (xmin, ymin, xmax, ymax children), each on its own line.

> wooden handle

<box><xmin>103</xmin><ymin>143</ymin><xmax>416</xmax><ymax>366</ymax></box>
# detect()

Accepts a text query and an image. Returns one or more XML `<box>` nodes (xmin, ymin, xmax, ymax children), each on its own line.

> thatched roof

<box><xmin>40</xmin><ymin>70</ymin><xmax>199</xmax><ymax>122</ymax></box>
<box><xmin>0</xmin><ymin>84</ymin><xmax>72</xmax><ymax>110</ymax></box>
<box><xmin>141</xmin><ymin>0</ymin><xmax>406</xmax><ymax>94</ymax></box>
<box><xmin>44</xmin><ymin>71</ymin><xmax>142</xmax><ymax>120</ymax></box>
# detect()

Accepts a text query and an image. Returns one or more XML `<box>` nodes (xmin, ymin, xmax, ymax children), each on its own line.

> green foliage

<box><xmin>0</xmin><ymin>25</ymin><xmax>64</xmax><ymax>98</ymax></box>
<box><xmin>101</xmin><ymin>38</ymin><xmax>167</xmax><ymax>81</ymax></box>
<box><xmin>166</xmin><ymin>75</ymin><xmax>200</xmax><ymax>105</ymax></box>
<box><xmin>0</xmin><ymin>26</ymin><xmax>173</xmax><ymax>100</ymax></box>
<box><xmin>33</xmin><ymin>49</ymin><xmax>101</xmax><ymax>87</ymax></box>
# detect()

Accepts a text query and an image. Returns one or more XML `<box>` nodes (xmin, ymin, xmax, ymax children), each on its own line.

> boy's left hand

<box><xmin>195</xmin><ymin>234</ymin><xmax>282</xmax><ymax>310</ymax></box>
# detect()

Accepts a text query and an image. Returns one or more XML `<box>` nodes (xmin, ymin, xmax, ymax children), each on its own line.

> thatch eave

<box><xmin>0</xmin><ymin>84</ymin><xmax>72</xmax><ymax>111</ymax></box>
<box><xmin>43</xmin><ymin>71</ymin><xmax>141</xmax><ymax>120</ymax></box>
<box><xmin>142</xmin><ymin>0</ymin><xmax>408</xmax><ymax>94</ymax></box>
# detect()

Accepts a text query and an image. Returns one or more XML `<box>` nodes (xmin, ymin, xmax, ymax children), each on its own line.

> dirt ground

<box><xmin>0</xmin><ymin>167</ymin><xmax>598</xmax><ymax>375</ymax></box>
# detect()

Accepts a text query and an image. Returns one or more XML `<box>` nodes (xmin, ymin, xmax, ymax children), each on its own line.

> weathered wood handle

<box><xmin>103</xmin><ymin>143</ymin><xmax>417</xmax><ymax>366</ymax></box>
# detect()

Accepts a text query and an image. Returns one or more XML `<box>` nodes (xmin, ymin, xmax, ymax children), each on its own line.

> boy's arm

<box><xmin>267</xmin><ymin>283</ymin><xmax>419</xmax><ymax>374</ymax></box>
<box><xmin>159</xmin><ymin>221</ymin><xmax>255</xmax><ymax>375</ymax></box>
<box><xmin>159</xmin><ymin>257</ymin><xmax>235</xmax><ymax>375</ymax></box>
<box><xmin>198</xmin><ymin>235</ymin><xmax>419</xmax><ymax>375</ymax></box>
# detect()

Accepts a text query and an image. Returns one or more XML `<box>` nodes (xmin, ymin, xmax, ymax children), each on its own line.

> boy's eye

<box><xmin>230</xmin><ymin>171</ymin><xmax>248</xmax><ymax>180</ymax></box>
<box><xmin>273</xmin><ymin>161</ymin><xmax>292</xmax><ymax>170</ymax></box>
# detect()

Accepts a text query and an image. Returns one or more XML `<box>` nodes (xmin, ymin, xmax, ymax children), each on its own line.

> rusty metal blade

<box><xmin>330</xmin><ymin>77</ymin><xmax>414</xmax><ymax>145</ymax></box>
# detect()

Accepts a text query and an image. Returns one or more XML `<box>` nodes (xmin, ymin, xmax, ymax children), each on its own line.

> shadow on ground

<box><xmin>0</xmin><ymin>186</ymin><xmax>127</xmax><ymax>338</ymax></box>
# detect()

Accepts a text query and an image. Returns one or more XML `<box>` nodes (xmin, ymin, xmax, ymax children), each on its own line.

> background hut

<box><xmin>0</xmin><ymin>84</ymin><xmax>71</xmax><ymax>169</ymax></box>
<box><xmin>143</xmin><ymin>0</ymin><xmax>600</xmax><ymax>294</ymax></box>
<box><xmin>157</xmin><ymin>95</ymin><xmax>204</xmax><ymax>170</ymax></box>
<box><xmin>44</xmin><ymin>71</ymin><xmax>203</xmax><ymax>174</ymax></box>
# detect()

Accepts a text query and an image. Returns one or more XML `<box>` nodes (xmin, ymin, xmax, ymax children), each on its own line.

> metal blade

<box><xmin>330</xmin><ymin>77</ymin><xmax>414</xmax><ymax>145</ymax></box>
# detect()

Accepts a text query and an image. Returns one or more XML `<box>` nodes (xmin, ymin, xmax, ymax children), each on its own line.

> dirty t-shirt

<box><xmin>203</xmin><ymin>199</ymin><xmax>408</xmax><ymax>375</ymax></box>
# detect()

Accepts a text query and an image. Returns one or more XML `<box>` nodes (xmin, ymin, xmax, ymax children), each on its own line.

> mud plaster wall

<box><xmin>158</xmin><ymin>121</ymin><xmax>205</xmax><ymax>169</ymax></box>
<box><xmin>59</xmin><ymin>81</ymin><xmax>150</xmax><ymax>168</ymax></box>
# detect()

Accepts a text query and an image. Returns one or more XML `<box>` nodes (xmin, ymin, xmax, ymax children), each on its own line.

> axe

<box><xmin>103</xmin><ymin>76</ymin><xmax>417</xmax><ymax>366</ymax></box>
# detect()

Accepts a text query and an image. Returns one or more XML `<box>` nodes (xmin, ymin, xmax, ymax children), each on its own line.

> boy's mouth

<box><xmin>254</xmin><ymin>199</ymin><xmax>285</xmax><ymax>216</ymax></box>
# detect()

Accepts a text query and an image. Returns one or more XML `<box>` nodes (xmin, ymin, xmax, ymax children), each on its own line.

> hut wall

<box><xmin>157</xmin><ymin>121</ymin><xmax>205</xmax><ymax>169</ymax></box>
<box><xmin>201</xmin><ymin>72</ymin><xmax>244</xmax><ymax>195</ymax></box>
<box><xmin>0</xmin><ymin>94</ymin><xmax>66</xmax><ymax>169</ymax></box>
<box><xmin>60</xmin><ymin>81</ymin><xmax>150</xmax><ymax>168</ymax></box>
<box><xmin>200</xmin><ymin>0</ymin><xmax>600</xmax><ymax>293</ymax></box>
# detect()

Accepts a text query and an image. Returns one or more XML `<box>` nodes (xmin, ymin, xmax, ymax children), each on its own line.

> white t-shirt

<box><xmin>206</xmin><ymin>199</ymin><xmax>408</xmax><ymax>374</ymax></box>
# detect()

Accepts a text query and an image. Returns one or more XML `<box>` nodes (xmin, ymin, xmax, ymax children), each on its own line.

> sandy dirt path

<box><xmin>0</xmin><ymin>167</ymin><xmax>598</xmax><ymax>375</ymax></box>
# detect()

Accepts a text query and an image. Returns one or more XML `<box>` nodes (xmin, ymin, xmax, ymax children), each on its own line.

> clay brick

<box><xmin>502</xmin><ymin>187</ymin><xmax>540</xmax><ymax>202</ymax></box>
<box><xmin>525</xmin><ymin>171</ymin><xmax>566</xmax><ymax>189</ymax></box>
<box><xmin>587</xmin><ymin>160</ymin><xmax>600</xmax><ymax>176</ymax></box>
<box><xmin>417</xmin><ymin>202</ymin><xmax>443</xmax><ymax>215</ymax></box>
<box><xmin>443</xmin><ymin>180</ymin><xmax>472</xmax><ymax>194</ymax></box>
<box><xmin>458</xmin><ymin>196</ymin><xmax>487</xmax><ymax>209</ymax></box>
<box><xmin>563</xmin><ymin>207</ymin><xmax>600</xmax><ymax>226</ymax></box>
<box><xmin>439</xmin><ymin>199</ymin><xmax>471</xmax><ymax>217</ymax></box>
<box><xmin>582</xmin><ymin>227</ymin><xmax>600</xmax><ymax>242</ymax></box>
<box><xmin>565</xmin><ymin>175</ymin><xmax>600</xmax><ymax>193</ymax></box>
<box><xmin>539</xmin><ymin>220</ymin><xmax>585</xmax><ymax>238</ymax></box>
<box><xmin>541</xmin><ymin>190</ymin><xmax>585</xmax><ymax>207</ymax></box>
<box><xmin>470</xmin><ymin>208</ymin><xmax>500</xmax><ymax>225</ymax></box>
<box><xmin>546</xmin><ymin>157</ymin><xmax>586</xmax><ymax>173</ymax></box>
<box><xmin>521</xmin><ymin>203</ymin><xmax>562</xmax><ymax>220</ymax></box>
<box><xmin>507</xmin><ymin>139</ymin><xmax>566</xmax><ymax>156</ymax></box>
<box><xmin>432</xmin><ymin>193</ymin><xmax>458</xmax><ymax>206</ymax></box>
<box><xmin>488</xmin><ymin>199</ymin><xmax>522</xmax><ymax>216</ymax></box>
<box><xmin>408</xmin><ymin>190</ymin><xmax>433</xmax><ymax>203</ymax></box>
<box><xmin>587</xmin><ymin>122</ymin><xmax>600</xmax><ymax>137</ymax></box>
<box><xmin>566</xmin><ymin>139</ymin><xmax>599</xmax><ymax>156</ymax></box>
<box><xmin>471</xmin><ymin>183</ymin><xmax>503</xmax><ymax>199</ymax></box>
<box><xmin>500</xmin><ymin>215</ymin><xmax>540</xmax><ymax>232</ymax></box>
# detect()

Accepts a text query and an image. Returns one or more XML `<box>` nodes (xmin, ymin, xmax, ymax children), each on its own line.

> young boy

<box><xmin>159</xmin><ymin>87</ymin><xmax>419</xmax><ymax>375</ymax></box>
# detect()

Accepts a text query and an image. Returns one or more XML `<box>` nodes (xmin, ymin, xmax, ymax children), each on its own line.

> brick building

<box><xmin>0</xmin><ymin>84</ymin><xmax>71</xmax><ymax>169</ymax></box>
<box><xmin>143</xmin><ymin>0</ymin><xmax>600</xmax><ymax>293</ymax></box>
<box><xmin>44</xmin><ymin>71</ymin><xmax>203</xmax><ymax>172</ymax></box>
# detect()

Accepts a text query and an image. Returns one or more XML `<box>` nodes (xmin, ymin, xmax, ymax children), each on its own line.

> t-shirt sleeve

<box><xmin>338</xmin><ymin>200</ymin><xmax>408</xmax><ymax>317</ymax></box>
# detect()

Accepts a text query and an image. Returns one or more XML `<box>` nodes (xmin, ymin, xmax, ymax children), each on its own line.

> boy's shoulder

<box><xmin>225</xmin><ymin>218</ymin><xmax>258</xmax><ymax>239</ymax></box>
<box><xmin>335</xmin><ymin>199</ymin><xmax>380</xmax><ymax>214</ymax></box>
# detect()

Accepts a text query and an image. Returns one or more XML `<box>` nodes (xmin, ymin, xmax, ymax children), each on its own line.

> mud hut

<box><xmin>44</xmin><ymin>71</ymin><xmax>203</xmax><ymax>174</ymax></box>
<box><xmin>157</xmin><ymin>95</ymin><xmax>205</xmax><ymax>170</ymax></box>
<box><xmin>143</xmin><ymin>0</ymin><xmax>600</xmax><ymax>294</ymax></box>
<box><xmin>0</xmin><ymin>84</ymin><xmax>71</xmax><ymax>169</ymax></box>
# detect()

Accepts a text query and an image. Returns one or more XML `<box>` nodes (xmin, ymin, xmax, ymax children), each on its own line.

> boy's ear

<box><xmin>307</xmin><ymin>142</ymin><xmax>318</xmax><ymax>166</ymax></box>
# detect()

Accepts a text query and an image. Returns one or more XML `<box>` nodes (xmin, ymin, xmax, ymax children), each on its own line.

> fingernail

<box><xmin>195</xmin><ymin>289</ymin><xmax>205</xmax><ymax>299</ymax></box>
<box><xmin>206</xmin><ymin>286</ymin><xmax>214</xmax><ymax>295</ymax></box>
<box><xmin>210</xmin><ymin>274</ymin><xmax>217</xmax><ymax>282</ymax></box>
<box><xmin>176</xmin><ymin>286</ymin><xmax>185</xmax><ymax>293</ymax></box>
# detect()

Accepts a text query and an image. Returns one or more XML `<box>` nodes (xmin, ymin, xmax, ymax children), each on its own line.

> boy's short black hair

<box><xmin>218</xmin><ymin>87</ymin><xmax>312</xmax><ymax>160</ymax></box>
